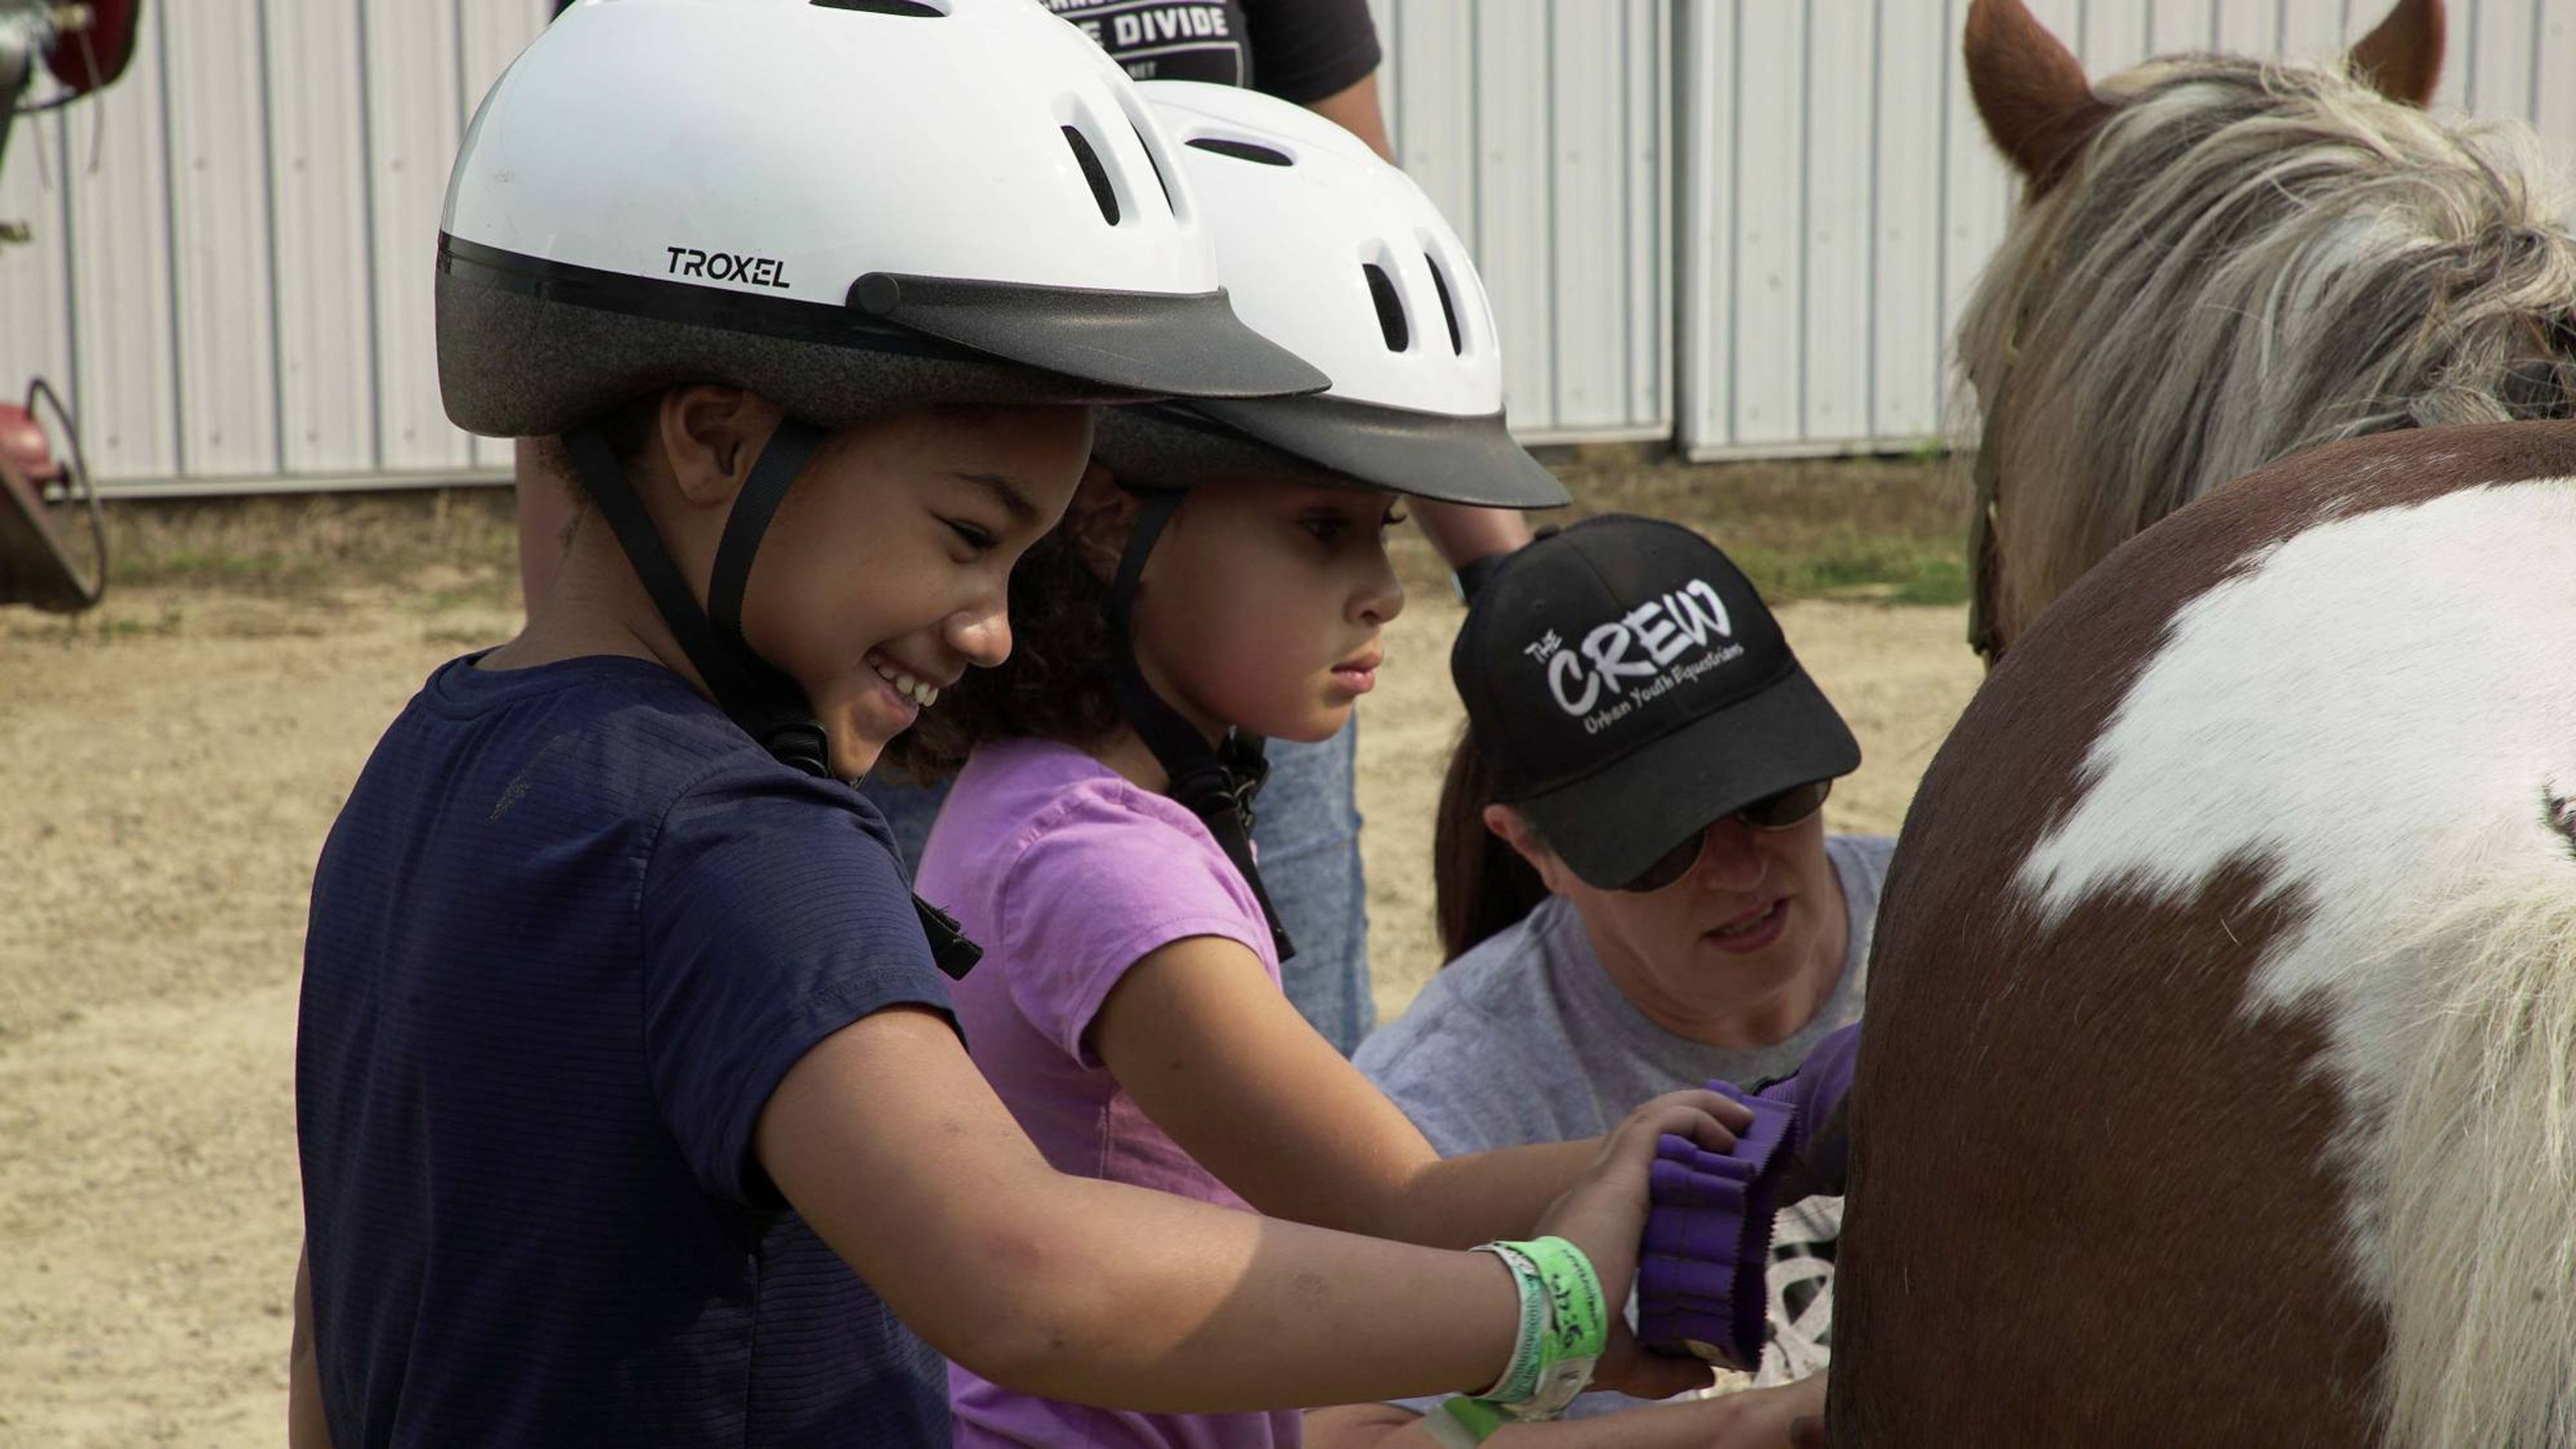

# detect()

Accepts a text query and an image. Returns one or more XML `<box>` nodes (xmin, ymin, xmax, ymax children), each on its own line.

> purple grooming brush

<box><xmin>1634</xmin><ymin>1083</ymin><xmax>1796</xmax><ymax>1368</ymax></box>
<box><xmin>1635</xmin><ymin>1025</ymin><xmax>1864</xmax><ymax>1367</ymax></box>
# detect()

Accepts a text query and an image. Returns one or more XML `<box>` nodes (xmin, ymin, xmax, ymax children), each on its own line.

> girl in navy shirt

<box><xmin>290</xmin><ymin>5</ymin><xmax>1742</xmax><ymax>1445</ymax></box>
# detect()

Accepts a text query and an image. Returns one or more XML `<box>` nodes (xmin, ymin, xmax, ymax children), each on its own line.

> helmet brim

<box><xmin>435</xmin><ymin>237</ymin><xmax>1327</xmax><ymax>437</ymax></box>
<box><xmin>1095</xmin><ymin>394</ymin><xmax>1570</xmax><ymax>508</ymax></box>
<box><xmin>851</xmin><ymin>272</ymin><xmax>1328</xmax><ymax>401</ymax></box>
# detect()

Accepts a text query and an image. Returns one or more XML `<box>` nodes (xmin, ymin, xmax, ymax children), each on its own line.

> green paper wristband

<box><xmin>1424</xmin><ymin>1395</ymin><xmax>1510</xmax><ymax>1448</ymax></box>
<box><xmin>1518</xmin><ymin>1235</ymin><xmax>1609</xmax><ymax>1362</ymax></box>
<box><xmin>1500</xmin><ymin>1235</ymin><xmax>1607</xmax><ymax>1420</ymax></box>
<box><xmin>1470</xmin><ymin>1242</ymin><xmax>1547</xmax><ymax>1403</ymax></box>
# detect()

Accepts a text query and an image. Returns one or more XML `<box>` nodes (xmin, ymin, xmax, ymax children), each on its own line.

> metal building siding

<box><xmin>268</xmin><ymin>1</ymin><xmax>381</xmax><ymax>478</ymax></box>
<box><xmin>6</xmin><ymin>0</ymin><xmax>1664</xmax><ymax>494</ymax></box>
<box><xmin>1</xmin><ymin>82</ymin><xmax>74</xmax><ymax>443</ymax></box>
<box><xmin>1371</xmin><ymin>0</ymin><xmax>1674</xmax><ymax>443</ymax></box>
<box><xmin>1</xmin><ymin>0</ymin><xmax>549</xmax><ymax>497</ymax></box>
<box><xmin>11</xmin><ymin>2</ymin><xmax>2562</xmax><ymax>491</ymax></box>
<box><xmin>1677</xmin><ymin>0</ymin><xmax>2576</xmax><ymax>460</ymax></box>
<box><xmin>166</xmin><ymin>0</ymin><xmax>280</xmax><ymax>478</ymax></box>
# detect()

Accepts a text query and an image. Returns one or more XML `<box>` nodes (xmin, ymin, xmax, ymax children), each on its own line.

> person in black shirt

<box><xmin>1048</xmin><ymin>0</ymin><xmax>1389</xmax><ymax>150</ymax></box>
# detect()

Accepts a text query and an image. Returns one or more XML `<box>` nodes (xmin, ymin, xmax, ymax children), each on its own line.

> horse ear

<box><xmin>2349</xmin><ymin>0</ymin><xmax>2447</xmax><ymax>107</ymax></box>
<box><xmin>1964</xmin><ymin>0</ymin><xmax>2114</xmax><ymax>193</ymax></box>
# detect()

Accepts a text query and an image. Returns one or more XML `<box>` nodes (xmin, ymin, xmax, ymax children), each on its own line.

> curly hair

<box><xmin>876</xmin><ymin>521</ymin><xmax>1126</xmax><ymax>784</ymax></box>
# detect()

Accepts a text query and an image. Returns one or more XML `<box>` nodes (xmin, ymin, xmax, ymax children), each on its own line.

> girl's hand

<box><xmin>1529</xmin><ymin>1088</ymin><xmax>1752</xmax><ymax>1401</ymax></box>
<box><xmin>1308</xmin><ymin>1372</ymin><xmax>1825</xmax><ymax>1447</ymax></box>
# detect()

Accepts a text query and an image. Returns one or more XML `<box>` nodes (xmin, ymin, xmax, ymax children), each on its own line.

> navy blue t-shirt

<box><xmin>297</xmin><ymin>653</ymin><xmax>956</xmax><ymax>1446</ymax></box>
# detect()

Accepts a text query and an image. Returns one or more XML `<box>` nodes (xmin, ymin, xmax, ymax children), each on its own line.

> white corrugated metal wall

<box><xmin>3</xmin><ymin>0</ymin><xmax>1671</xmax><ymax>495</ymax></box>
<box><xmin>1676</xmin><ymin>0</ymin><xmax>2576</xmax><ymax>459</ymax></box>
<box><xmin>1368</xmin><ymin>0</ymin><xmax>1674</xmax><ymax>444</ymax></box>
<box><xmin>0</xmin><ymin>1</ymin><xmax>551</xmax><ymax>496</ymax></box>
<box><xmin>5</xmin><ymin>2</ymin><xmax>2570</xmax><ymax>491</ymax></box>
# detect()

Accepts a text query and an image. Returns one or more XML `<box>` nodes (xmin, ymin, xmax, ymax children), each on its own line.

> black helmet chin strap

<box><xmin>568</xmin><ymin>420</ymin><xmax>833</xmax><ymax>774</ymax></box>
<box><xmin>565</xmin><ymin>418</ymin><xmax>983</xmax><ymax>979</ymax></box>
<box><xmin>1105</xmin><ymin>488</ymin><xmax>1297</xmax><ymax>963</ymax></box>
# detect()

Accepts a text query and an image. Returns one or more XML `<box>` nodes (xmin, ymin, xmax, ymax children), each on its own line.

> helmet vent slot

<box><xmin>1185</xmin><ymin>136</ymin><xmax>1293</xmax><ymax>167</ymax></box>
<box><xmin>1063</xmin><ymin>125</ymin><xmax>1120</xmax><ymax>226</ymax></box>
<box><xmin>1362</xmin><ymin>264</ymin><xmax>1408</xmax><ymax>352</ymax></box>
<box><xmin>810</xmin><ymin>0</ymin><xmax>949</xmax><ymax>15</ymax></box>
<box><xmin>1132</xmin><ymin>121</ymin><xmax>1175</xmax><ymax>215</ymax></box>
<box><xmin>1425</xmin><ymin>255</ymin><xmax>1464</xmax><ymax>355</ymax></box>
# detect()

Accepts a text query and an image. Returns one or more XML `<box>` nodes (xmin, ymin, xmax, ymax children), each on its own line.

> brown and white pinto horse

<box><xmin>1953</xmin><ymin>0</ymin><xmax>2576</xmax><ymax>663</ymax></box>
<box><xmin>1821</xmin><ymin>3</ymin><xmax>2576</xmax><ymax>1443</ymax></box>
<box><xmin>1832</xmin><ymin>422</ymin><xmax>2576</xmax><ymax>1447</ymax></box>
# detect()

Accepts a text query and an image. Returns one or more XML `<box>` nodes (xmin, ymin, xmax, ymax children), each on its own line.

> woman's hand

<box><xmin>1529</xmin><ymin>1088</ymin><xmax>1752</xmax><ymax>1401</ymax></box>
<box><xmin>1713</xmin><ymin>1373</ymin><xmax>1827</xmax><ymax>1447</ymax></box>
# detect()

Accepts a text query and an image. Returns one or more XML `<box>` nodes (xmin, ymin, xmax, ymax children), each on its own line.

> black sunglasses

<box><xmin>1617</xmin><ymin>779</ymin><xmax>1835</xmax><ymax>894</ymax></box>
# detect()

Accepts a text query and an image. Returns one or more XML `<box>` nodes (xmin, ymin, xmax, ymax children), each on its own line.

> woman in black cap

<box><xmin>1318</xmin><ymin>515</ymin><xmax>1893</xmax><ymax>1445</ymax></box>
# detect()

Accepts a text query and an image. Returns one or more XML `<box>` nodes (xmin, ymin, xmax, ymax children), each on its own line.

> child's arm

<box><xmin>288</xmin><ymin>1243</ymin><xmax>334</xmax><ymax>1449</ymax></box>
<box><xmin>755</xmin><ymin>1004</ymin><xmax>1737</xmax><ymax>1412</ymax></box>
<box><xmin>1304</xmin><ymin>1373</ymin><xmax>1826</xmax><ymax>1448</ymax></box>
<box><xmin>1087</xmin><ymin>936</ymin><xmax>1687</xmax><ymax>1247</ymax></box>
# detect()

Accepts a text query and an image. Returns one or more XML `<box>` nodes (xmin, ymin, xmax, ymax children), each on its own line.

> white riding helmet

<box><xmin>1093</xmin><ymin>80</ymin><xmax>1566</xmax><ymax>508</ymax></box>
<box><xmin>436</xmin><ymin>0</ymin><xmax>1326</xmax><ymax>438</ymax></box>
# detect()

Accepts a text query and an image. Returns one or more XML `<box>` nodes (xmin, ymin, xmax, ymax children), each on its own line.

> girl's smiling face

<box><xmin>1120</xmin><ymin>477</ymin><xmax>1407</xmax><ymax>747</ymax></box>
<box><xmin>698</xmin><ymin>398</ymin><xmax>1093</xmax><ymax>780</ymax></box>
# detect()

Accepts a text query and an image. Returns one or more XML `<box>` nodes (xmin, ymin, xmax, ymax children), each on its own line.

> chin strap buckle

<box><xmin>911</xmin><ymin>894</ymin><xmax>984</xmax><ymax>981</ymax></box>
<box><xmin>757</xmin><ymin>720</ymin><xmax>833</xmax><ymax>782</ymax></box>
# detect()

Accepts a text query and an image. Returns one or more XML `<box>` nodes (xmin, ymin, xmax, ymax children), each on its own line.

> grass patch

<box><xmin>1888</xmin><ymin>555</ymin><xmax>1970</xmax><ymax>606</ymax></box>
<box><xmin>89</xmin><ymin>453</ymin><xmax>1973</xmax><ymax>614</ymax></box>
<box><xmin>133</xmin><ymin>547</ymin><xmax>328</xmax><ymax>590</ymax></box>
<box><xmin>105</xmin><ymin>487</ymin><xmax>517</xmax><ymax>601</ymax></box>
<box><xmin>1391</xmin><ymin>449</ymin><xmax>1970</xmax><ymax>606</ymax></box>
<box><xmin>1561</xmin><ymin>451</ymin><xmax>1968</xmax><ymax>604</ymax></box>
<box><xmin>1725</xmin><ymin>535</ymin><xmax>1969</xmax><ymax>606</ymax></box>
<box><xmin>49</xmin><ymin>601</ymin><xmax>187</xmax><ymax>641</ymax></box>
<box><xmin>423</xmin><ymin>580</ymin><xmax>514</xmax><ymax>614</ymax></box>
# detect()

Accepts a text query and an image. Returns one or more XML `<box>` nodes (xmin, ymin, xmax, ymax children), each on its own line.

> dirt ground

<box><xmin>0</xmin><ymin>477</ymin><xmax>1980</xmax><ymax>1446</ymax></box>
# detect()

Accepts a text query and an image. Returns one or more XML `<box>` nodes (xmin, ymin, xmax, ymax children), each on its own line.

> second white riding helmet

<box><xmin>1092</xmin><ymin>80</ymin><xmax>1566</xmax><ymax>508</ymax></box>
<box><xmin>436</xmin><ymin>0</ymin><xmax>1327</xmax><ymax>439</ymax></box>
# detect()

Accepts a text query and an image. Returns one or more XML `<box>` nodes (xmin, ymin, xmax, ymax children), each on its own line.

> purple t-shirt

<box><xmin>918</xmin><ymin>737</ymin><xmax>1297</xmax><ymax>1449</ymax></box>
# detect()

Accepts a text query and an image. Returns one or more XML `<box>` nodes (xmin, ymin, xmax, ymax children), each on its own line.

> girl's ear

<box><xmin>659</xmin><ymin>386</ymin><xmax>784</xmax><ymax>508</ymax></box>
<box><xmin>1066</xmin><ymin>460</ymin><xmax>1142</xmax><ymax>583</ymax></box>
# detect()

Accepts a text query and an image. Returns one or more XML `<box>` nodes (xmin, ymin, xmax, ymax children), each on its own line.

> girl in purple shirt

<box><xmin>888</xmin><ymin>83</ymin><xmax>1768</xmax><ymax>1449</ymax></box>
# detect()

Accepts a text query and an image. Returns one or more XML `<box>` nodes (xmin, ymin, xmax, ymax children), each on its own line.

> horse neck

<box><xmin>1957</xmin><ymin>58</ymin><xmax>2576</xmax><ymax>643</ymax></box>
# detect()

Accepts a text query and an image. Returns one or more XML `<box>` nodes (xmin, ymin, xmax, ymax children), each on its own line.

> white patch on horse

<box><xmin>2012</xmin><ymin>480</ymin><xmax>2576</xmax><ymax>1309</ymax></box>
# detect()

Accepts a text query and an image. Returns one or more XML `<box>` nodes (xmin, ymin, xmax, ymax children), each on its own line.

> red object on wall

<box><xmin>0</xmin><ymin>402</ymin><xmax>61</xmax><ymax>486</ymax></box>
<box><xmin>41</xmin><ymin>0</ymin><xmax>142</xmax><ymax>95</ymax></box>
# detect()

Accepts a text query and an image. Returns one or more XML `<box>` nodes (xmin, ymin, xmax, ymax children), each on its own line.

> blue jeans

<box><xmin>861</xmin><ymin>718</ymin><xmax>1374</xmax><ymax>1055</ymax></box>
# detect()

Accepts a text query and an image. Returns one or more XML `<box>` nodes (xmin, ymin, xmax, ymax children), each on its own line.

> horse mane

<box><xmin>1957</xmin><ymin>53</ymin><xmax>2576</xmax><ymax>637</ymax></box>
<box><xmin>2377</xmin><ymin>855</ymin><xmax>2576</xmax><ymax>1447</ymax></box>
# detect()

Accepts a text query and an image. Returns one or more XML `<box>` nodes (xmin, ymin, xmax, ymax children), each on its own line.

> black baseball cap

<box><xmin>1450</xmin><ymin>515</ymin><xmax>1861</xmax><ymax>890</ymax></box>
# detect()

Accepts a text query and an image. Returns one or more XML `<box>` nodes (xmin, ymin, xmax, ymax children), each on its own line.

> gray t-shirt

<box><xmin>1354</xmin><ymin>835</ymin><xmax>1894</xmax><ymax>1414</ymax></box>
